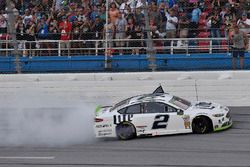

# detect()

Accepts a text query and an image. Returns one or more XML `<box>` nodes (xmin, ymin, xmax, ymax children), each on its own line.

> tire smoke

<box><xmin>0</xmin><ymin>90</ymin><xmax>96</xmax><ymax>147</ymax></box>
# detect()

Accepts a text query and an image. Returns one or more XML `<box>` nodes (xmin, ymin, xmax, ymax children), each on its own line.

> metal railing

<box><xmin>0</xmin><ymin>37</ymin><xmax>247</xmax><ymax>57</ymax></box>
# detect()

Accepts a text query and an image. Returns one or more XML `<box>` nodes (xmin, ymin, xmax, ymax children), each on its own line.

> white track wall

<box><xmin>0</xmin><ymin>71</ymin><xmax>250</xmax><ymax>107</ymax></box>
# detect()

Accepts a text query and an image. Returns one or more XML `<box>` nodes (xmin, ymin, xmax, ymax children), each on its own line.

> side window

<box><xmin>118</xmin><ymin>107</ymin><xmax>126</xmax><ymax>114</ymax></box>
<box><xmin>144</xmin><ymin>102</ymin><xmax>166</xmax><ymax>113</ymax></box>
<box><xmin>126</xmin><ymin>104</ymin><xmax>141</xmax><ymax>114</ymax></box>
<box><xmin>165</xmin><ymin>105</ymin><xmax>177</xmax><ymax>113</ymax></box>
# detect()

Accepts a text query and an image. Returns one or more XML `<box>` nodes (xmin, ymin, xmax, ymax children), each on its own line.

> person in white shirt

<box><xmin>237</xmin><ymin>13</ymin><xmax>250</xmax><ymax>34</ymax></box>
<box><xmin>165</xmin><ymin>8</ymin><xmax>178</xmax><ymax>38</ymax></box>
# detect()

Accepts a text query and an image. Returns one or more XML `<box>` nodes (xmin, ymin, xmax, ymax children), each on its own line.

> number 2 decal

<box><xmin>152</xmin><ymin>115</ymin><xmax>169</xmax><ymax>129</ymax></box>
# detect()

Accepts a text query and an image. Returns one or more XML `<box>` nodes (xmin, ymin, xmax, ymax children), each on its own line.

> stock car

<box><xmin>94</xmin><ymin>86</ymin><xmax>232</xmax><ymax>140</ymax></box>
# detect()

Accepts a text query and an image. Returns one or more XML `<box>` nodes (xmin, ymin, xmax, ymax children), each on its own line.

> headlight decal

<box><xmin>212</xmin><ymin>113</ymin><xmax>224</xmax><ymax>117</ymax></box>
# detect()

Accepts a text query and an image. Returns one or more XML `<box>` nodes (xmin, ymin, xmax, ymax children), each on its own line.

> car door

<box><xmin>139</xmin><ymin>102</ymin><xmax>190</xmax><ymax>136</ymax></box>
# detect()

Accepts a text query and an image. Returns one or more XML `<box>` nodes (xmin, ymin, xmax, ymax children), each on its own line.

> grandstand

<box><xmin>0</xmin><ymin>0</ymin><xmax>250</xmax><ymax>72</ymax></box>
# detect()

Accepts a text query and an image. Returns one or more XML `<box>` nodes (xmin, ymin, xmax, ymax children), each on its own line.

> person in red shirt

<box><xmin>59</xmin><ymin>16</ymin><xmax>72</xmax><ymax>56</ymax></box>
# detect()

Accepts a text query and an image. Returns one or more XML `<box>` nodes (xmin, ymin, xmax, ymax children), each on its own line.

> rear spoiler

<box><xmin>95</xmin><ymin>105</ymin><xmax>112</xmax><ymax>116</ymax></box>
<box><xmin>153</xmin><ymin>85</ymin><xmax>165</xmax><ymax>94</ymax></box>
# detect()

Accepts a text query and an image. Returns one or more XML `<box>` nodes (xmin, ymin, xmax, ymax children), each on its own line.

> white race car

<box><xmin>95</xmin><ymin>86</ymin><xmax>232</xmax><ymax>140</ymax></box>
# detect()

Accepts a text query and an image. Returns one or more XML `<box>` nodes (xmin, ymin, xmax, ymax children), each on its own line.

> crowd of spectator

<box><xmin>0</xmin><ymin>0</ymin><xmax>250</xmax><ymax>56</ymax></box>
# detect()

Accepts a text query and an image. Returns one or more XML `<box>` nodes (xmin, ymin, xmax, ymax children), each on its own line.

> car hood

<box><xmin>186</xmin><ymin>101</ymin><xmax>226</xmax><ymax>114</ymax></box>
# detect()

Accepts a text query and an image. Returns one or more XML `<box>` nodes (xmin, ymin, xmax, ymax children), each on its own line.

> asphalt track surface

<box><xmin>0</xmin><ymin>107</ymin><xmax>250</xmax><ymax>167</ymax></box>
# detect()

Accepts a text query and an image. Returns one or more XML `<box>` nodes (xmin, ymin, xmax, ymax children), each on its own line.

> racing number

<box><xmin>152</xmin><ymin>115</ymin><xmax>169</xmax><ymax>129</ymax></box>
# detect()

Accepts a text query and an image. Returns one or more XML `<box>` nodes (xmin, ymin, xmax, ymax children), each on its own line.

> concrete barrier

<box><xmin>0</xmin><ymin>71</ymin><xmax>250</xmax><ymax>106</ymax></box>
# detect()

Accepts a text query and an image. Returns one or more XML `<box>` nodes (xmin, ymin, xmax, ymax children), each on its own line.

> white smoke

<box><xmin>0</xmin><ymin>89</ymin><xmax>96</xmax><ymax>147</ymax></box>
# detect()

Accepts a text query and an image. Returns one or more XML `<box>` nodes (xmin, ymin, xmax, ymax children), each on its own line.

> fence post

<box><xmin>171</xmin><ymin>40</ymin><xmax>174</xmax><ymax>55</ymax></box>
<box><xmin>58</xmin><ymin>41</ymin><xmax>61</xmax><ymax>56</ymax></box>
<box><xmin>209</xmin><ymin>39</ymin><xmax>212</xmax><ymax>53</ymax></box>
<box><xmin>6</xmin><ymin>1</ymin><xmax>21</xmax><ymax>73</ymax></box>
<box><xmin>95</xmin><ymin>40</ymin><xmax>98</xmax><ymax>56</ymax></box>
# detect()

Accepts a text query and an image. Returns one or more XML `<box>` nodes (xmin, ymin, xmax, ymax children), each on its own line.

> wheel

<box><xmin>192</xmin><ymin>116</ymin><xmax>212</xmax><ymax>134</ymax></box>
<box><xmin>116</xmin><ymin>122</ymin><xmax>136</xmax><ymax>140</ymax></box>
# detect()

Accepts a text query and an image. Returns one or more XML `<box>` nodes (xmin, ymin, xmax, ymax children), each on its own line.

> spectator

<box><xmin>109</xmin><ymin>2</ymin><xmax>119</xmax><ymax>24</ymax></box>
<box><xmin>242</xmin><ymin>0</ymin><xmax>250</xmax><ymax>18</ymax></box>
<box><xmin>24</xmin><ymin>20</ymin><xmax>36</xmax><ymax>56</ymax></box>
<box><xmin>189</xmin><ymin>3</ymin><xmax>201</xmax><ymax>37</ymax></box>
<box><xmin>104</xmin><ymin>17</ymin><xmax>115</xmax><ymax>49</ymax></box>
<box><xmin>177</xmin><ymin>14</ymin><xmax>189</xmax><ymax>47</ymax></box>
<box><xmin>126</xmin><ymin>18</ymin><xmax>142</xmax><ymax>55</ymax></box>
<box><xmin>115</xmin><ymin>12</ymin><xmax>127</xmax><ymax>55</ymax></box>
<box><xmin>99</xmin><ymin>5</ymin><xmax>106</xmax><ymax>23</ymax></box>
<box><xmin>134</xmin><ymin>8</ymin><xmax>144</xmax><ymax>27</ymax></box>
<box><xmin>221</xmin><ymin>3</ymin><xmax>236</xmax><ymax>37</ymax></box>
<box><xmin>207</xmin><ymin>9</ymin><xmax>221</xmax><ymax>45</ymax></box>
<box><xmin>212</xmin><ymin>0</ymin><xmax>221</xmax><ymax>8</ymax></box>
<box><xmin>125</xmin><ymin>6</ymin><xmax>135</xmax><ymax>22</ymax></box>
<box><xmin>149</xmin><ymin>4</ymin><xmax>162</xmax><ymax>29</ymax></box>
<box><xmin>48</xmin><ymin>19</ymin><xmax>60</xmax><ymax>40</ymax></box>
<box><xmin>0</xmin><ymin>0</ymin><xmax>6</xmax><ymax>11</ymax></box>
<box><xmin>130</xmin><ymin>24</ymin><xmax>143</xmax><ymax>55</ymax></box>
<box><xmin>165</xmin><ymin>8</ymin><xmax>178</xmax><ymax>38</ymax></box>
<box><xmin>80</xmin><ymin>18</ymin><xmax>92</xmax><ymax>55</ymax></box>
<box><xmin>0</xmin><ymin>13</ymin><xmax>7</xmax><ymax>35</ymax></box>
<box><xmin>37</xmin><ymin>17</ymin><xmax>50</xmax><ymax>55</ymax></box>
<box><xmin>48</xmin><ymin>18</ymin><xmax>60</xmax><ymax>55</ymax></box>
<box><xmin>150</xmin><ymin>24</ymin><xmax>164</xmax><ymax>50</ymax></box>
<box><xmin>91</xmin><ymin>16</ymin><xmax>104</xmax><ymax>40</ymax></box>
<box><xmin>15</xmin><ymin>18</ymin><xmax>26</xmax><ymax>51</ymax></box>
<box><xmin>71</xmin><ymin>18</ymin><xmax>82</xmax><ymax>55</ymax></box>
<box><xmin>0</xmin><ymin>12</ymin><xmax>7</xmax><ymax>55</ymax></box>
<box><xmin>229</xmin><ymin>24</ymin><xmax>249</xmax><ymax>70</ymax></box>
<box><xmin>119</xmin><ymin>0</ymin><xmax>129</xmax><ymax>14</ymax></box>
<box><xmin>91</xmin><ymin>16</ymin><xmax>104</xmax><ymax>54</ymax></box>
<box><xmin>158</xmin><ymin>3</ymin><xmax>167</xmax><ymax>32</ymax></box>
<box><xmin>90</xmin><ymin>5</ymin><xmax>99</xmax><ymax>22</ymax></box>
<box><xmin>59</xmin><ymin>16</ymin><xmax>72</xmax><ymax>56</ymax></box>
<box><xmin>237</xmin><ymin>13</ymin><xmax>250</xmax><ymax>34</ymax></box>
<box><xmin>77</xmin><ymin>7</ymin><xmax>87</xmax><ymax>24</ymax></box>
<box><xmin>23</xmin><ymin>9</ymin><xmax>32</xmax><ymax>26</ymax></box>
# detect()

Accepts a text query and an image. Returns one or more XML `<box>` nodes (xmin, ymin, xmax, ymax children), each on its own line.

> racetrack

<box><xmin>0</xmin><ymin>106</ymin><xmax>250</xmax><ymax>167</ymax></box>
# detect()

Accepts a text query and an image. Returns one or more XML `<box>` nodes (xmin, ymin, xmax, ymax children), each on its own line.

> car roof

<box><xmin>112</xmin><ymin>93</ymin><xmax>173</xmax><ymax>111</ymax></box>
<box><xmin>129</xmin><ymin>93</ymin><xmax>173</xmax><ymax>104</ymax></box>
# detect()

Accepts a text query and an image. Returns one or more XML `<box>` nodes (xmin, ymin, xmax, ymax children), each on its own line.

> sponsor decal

<box><xmin>96</xmin><ymin>124</ymin><xmax>112</xmax><ymax>128</ymax></box>
<box><xmin>182</xmin><ymin>115</ymin><xmax>191</xmax><ymax>129</ymax></box>
<box><xmin>136</xmin><ymin>125</ymin><xmax>147</xmax><ymax>128</ymax></box>
<box><xmin>98</xmin><ymin>129</ymin><xmax>113</xmax><ymax>136</ymax></box>
<box><xmin>137</xmin><ymin>129</ymin><xmax>146</xmax><ymax>133</ymax></box>
<box><xmin>113</xmin><ymin>114</ymin><xmax>133</xmax><ymax>125</ymax></box>
<box><xmin>98</xmin><ymin>132</ymin><xmax>112</xmax><ymax>136</ymax></box>
<box><xmin>136</xmin><ymin>125</ymin><xmax>147</xmax><ymax>133</ymax></box>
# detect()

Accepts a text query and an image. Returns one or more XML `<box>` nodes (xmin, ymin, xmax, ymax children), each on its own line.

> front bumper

<box><xmin>213</xmin><ymin>110</ymin><xmax>233</xmax><ymax>132</ymax></box>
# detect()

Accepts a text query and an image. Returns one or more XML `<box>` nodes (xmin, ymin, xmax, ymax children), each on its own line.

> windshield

<box><xmin>169</xmin><ymin>96</ymin><xmax>191</xmax><ymax>110</ymax></box>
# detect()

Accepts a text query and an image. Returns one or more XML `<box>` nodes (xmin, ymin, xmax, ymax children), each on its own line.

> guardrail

<box><xmin>0</xmin><ymin>37</ymin><xmax>235</xmax><ymax>57</ymax></box>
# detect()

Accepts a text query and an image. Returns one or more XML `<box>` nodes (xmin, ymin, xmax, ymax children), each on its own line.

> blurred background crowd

<box><xmin>0</xmin><ymin>0</ymin><xmax>250</xmax><ymax>55</ymax></box>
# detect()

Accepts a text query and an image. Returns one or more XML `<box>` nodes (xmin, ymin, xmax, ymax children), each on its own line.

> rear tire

<box><xmin>192</xmin><ymin>116</ymin><xmax>212</xmax><ymax>134</ymax></box>
<box><xmin>116</xmin><ymin>122</ymin><xmax>136</xmax><ymax>140</ymax></box>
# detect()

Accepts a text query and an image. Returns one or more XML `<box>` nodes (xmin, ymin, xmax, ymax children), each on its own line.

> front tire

<box><xmin>116</xmin><ymin>122</ymin><xmax>136</xmax><ymax>140</ymax></box>
<box><xmin>192</xmin><ymin>116</ymin><xmax>212</xmax><ymax>134</ymax></box>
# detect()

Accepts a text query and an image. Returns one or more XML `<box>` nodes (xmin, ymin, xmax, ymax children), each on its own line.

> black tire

<box><xmin>192</xmin><ymin>116</ymin><xmax>212</xmax><ymax>134</ymax></box>
<box><xmin>116</xmin><ymin>122</ymin><xmax>136</xmax><ymax>140</ymax></box>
